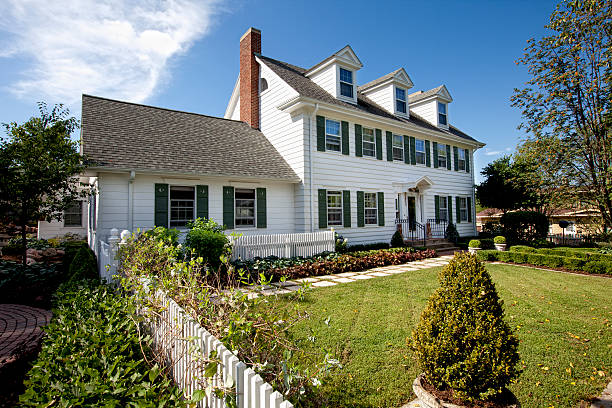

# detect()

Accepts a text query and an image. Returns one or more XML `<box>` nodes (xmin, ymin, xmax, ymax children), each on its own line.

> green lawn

<box><xmin>275</xmin><ymin>264</ymin><xmax>612</xmax><ymax>408</ymax></box>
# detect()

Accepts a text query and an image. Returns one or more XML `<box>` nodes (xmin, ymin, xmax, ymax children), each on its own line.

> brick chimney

<box><xmin>240</xmin><ymin>27</ymin><xmax>261</xmax><ymax>129</ymax></box>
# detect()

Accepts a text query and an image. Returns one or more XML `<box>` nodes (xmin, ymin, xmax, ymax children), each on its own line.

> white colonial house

<box><xmin>39</xmin><ymin>27</ymin><xmax>484</xmax><ymax>250</ymax></box>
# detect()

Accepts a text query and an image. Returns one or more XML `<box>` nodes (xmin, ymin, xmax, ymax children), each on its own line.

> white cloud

<box><xmin>0</xmin><ymin>0</ymin><xmax>221</xmax><ymax>104</ymax></box>
<box><xmin>483</xmin><ymin>148</ymin><xmax>508</xmax><ymax>156</ymax></box>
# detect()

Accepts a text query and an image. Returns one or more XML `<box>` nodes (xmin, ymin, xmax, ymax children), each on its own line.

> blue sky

<box><xmin>0</xmin><ymin>0</ymin><xmax>558</xmax><ymax>182</ymax></box>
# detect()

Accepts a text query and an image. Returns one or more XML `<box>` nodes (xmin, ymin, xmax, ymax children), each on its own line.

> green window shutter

<box><xmin>341</xmin><ymin>120</ymin><xmax>349</xmax><ymax>155</ymax></box>
<box><xmin>154</xmin><ymin>183</ymin><xmax>169</xmax><ymax>227</ymax></box>
<box><xmin>433</xmin><ymin>142</ymin><xmax>439</xmax><ymax>168</ymax></box>
<box><xmin>357</xmin><ymin>191</ymin><xmax>365</xmax><ymax>227</ymax></box>
<box><xmin>223</xmin><ymin>186</ymin><xmax>234</xmax><ymax>229</ymax></box>
<box><xmin>318</xmin><ymin>189</ymin><xmax>327</xmax><ymax>229</ymax></box>
<box><xmin>343</xmin><ymin>190</ymin><xmax>351</xmax><ymax>227</ymax></box>
<box><xmin>316</xmin><ymin>115</ymin><xmax>326</xmax><ymax>152</ymax></box>
<box><xmin>465</xmin><ymin>149</ymin><xmax>470</xmax><ymax>173</ymax></box>
<box><xmin>377</xmin><ymin>192</ymin><xmax>385</xmax><ymax>226</ymax></box>
<box><xmin>355</xmin><ymin>124</ymin><xmax>363</xmax><ymax>157</ymax></box>
<box><xmin>410</xmin><ymin>136</ymin><xmax>416</xmax><ymax>165</ymax></box>
<box><xmin>456</xmin><ymin>196</ymin><xmax>461</xmax><ymax>224</ymax></box>
<box><xmin>434</xmin><ymin>195</ymin><xmax>440</xmax><ymax>222</ymax></box>
<box><xmin>467</xmin><ymin>196</ymin><xmax>472</xmax><ymax>222</ymax></box>
<box><xmin>256</xmin><ymin>188</ymin><xmax>266</xmax><ymax>228</ymax></box>
<box><xmin>453</xmin><ymin>146</ymin><xmax>459</xmax><ymax>171</ymax></box>
<box><xmin>425</xmin><ymin>140</ymin><xmax>431</xmax><ymax>167</ymax></box>
<box><xmin>446</xmin><ymin>145</ymin><xmax>452</xmax><ymax>170</ymax></box>
<box><xmin>196</xmin><ymin>185</ymin><xmax>209</xmax><ymax>220</ymax></box>
<box><xmin>403</xmin><ymin>136</ymin><xmax>410</xmax><ymax>164</ymax></box>
<box><xmin>375</xmin><ymin>129</ymin><xmax>383</xmax><ymax>160</ymax></box>
<box><xmin>386</xmin><ymin>131</ymin><xmax>393</xmax><ymax>161</ymax></box>
<box><xmin>448</xmin><ymin>195</ymin><xmax>453</xmax><ymax>223</ymax></box>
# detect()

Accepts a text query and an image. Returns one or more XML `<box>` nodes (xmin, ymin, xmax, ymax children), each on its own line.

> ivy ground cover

<box><xmin>268</xmin><ymin>264</ymin><xmax>612</xmax><ymax>407</ymax></box>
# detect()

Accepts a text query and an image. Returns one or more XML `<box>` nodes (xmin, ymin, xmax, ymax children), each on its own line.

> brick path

<box><xmin>0</xmin><ymin>304</ymin><xmax>51</xmax><ymax>368</ymax></box>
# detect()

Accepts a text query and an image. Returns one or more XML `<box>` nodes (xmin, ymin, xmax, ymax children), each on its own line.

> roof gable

<box><xmin>409</xmin><ymin>85</ymin><xmax>453</xmax><ymax>104</ymax></box>
<box><xmin>305</xmin><ymin>45</ymin><xmax>363</xmax><ymax>76</ymax></box>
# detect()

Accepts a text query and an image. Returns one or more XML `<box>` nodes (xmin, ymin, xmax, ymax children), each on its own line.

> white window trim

<box><xmin>234</xmin><ymin>188</ymin><xmax>257</xmax><ymax>229</ymax></box>
<box><xmin>362</xmin><ymin>127</ymin><xmax>376</xmax><ymax>158</ymax></box>
<box><xmin>327</xmin><ymin>190</ymin><xmax>343</xmax><ymax>227</ymax></box>
<box><xmin>337</xmin><ymin>66</ymin><xmax>357</xmax><ymax>103</ymax></box>
<box><xmin>395</xmin><ymin>85</ymin><xmax>407</xmax><ymax>116</ymax></box>
<box><xmin>392</xmin><ymin>134</ymin><xmax>404</xmax><ymax>162</ymax></box>
<box><xmin>439</xmin><ymin>196</ymin><xmax>448</xmax><ymax>222</ymax></box>
<box><xmin>457</xmin><ymin>148</ymin><xmax>466</xmax><ymax>171</ymax></box>
<box><xmin>168</xmin><ymin>185</ymin><xmax>196</xmax><ymax>229</ymax></box>
<box><xmin>325</xmin><ymin>119</ymin><xmax>342</xmax><ymax>153</ymax></box>
<box><xmin>364</xmin><ymin>192</ymin><xmax>378</xmax><ymax>225</ymax></box>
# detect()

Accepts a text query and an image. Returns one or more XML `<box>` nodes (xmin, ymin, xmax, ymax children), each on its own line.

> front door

<box><xmin>407</xmin><ymin>196</ymin><xmax>416</xmax><ymax>230</ymax></box>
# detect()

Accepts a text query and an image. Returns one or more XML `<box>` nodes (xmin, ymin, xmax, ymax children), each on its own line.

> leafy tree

<box><xmin>476</xmin><ymin>156</ymin><xmax>533</xmax><ymax>212</ymax></box>
<box><xmin>511</xmin><ymin>0</ymin><xmax>612</xmax><ymax>230</ymax></box>
<box><xmin>0</xmin><ymin>103</ymin><xmax>89</xmax><ymax>264</ymax></box>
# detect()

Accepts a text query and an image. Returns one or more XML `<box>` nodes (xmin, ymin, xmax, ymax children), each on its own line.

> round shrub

<box><xmin>494</xmin><ymin>236</ymin><xmax>506</xmax><ymax>244</ymax></box>
<box><xmin>185</xmin><ymin>229</ymin><xmax>229</xmax><ymax>267</ymax></box>
<box><xmin>390</xmin><ymin>230</ymin><xmax>405</xmax><ymax>248</ymax></box>
<box><xmin>412</xmin><ymin>253</ymin><xmax>520</xmax><ymax>400</ymax></box>
<box><xmin>500</xmin><ymin>210</ymin><xmax>548</xmax><ymax>244</ymax></box>
<box><xmin>468</xmin><ymin>239</ymin><xmax>481</xmax><ymax>248</ymax></box>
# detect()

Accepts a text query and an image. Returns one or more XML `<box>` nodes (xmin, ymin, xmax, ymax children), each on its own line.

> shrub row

<box><xmin>20</xmin><ymin>281</ymin><xmax>183</xmax><ymax>407</ymax></box>
<box><xmin>476</xmin><ymin>250</ymin><xmax>612</xmax><ymax>275</ymax></box>
<box><xmin>509</xmin><ymin>246</ymin><xmax>612</xmax><ymax>262</ymax></box>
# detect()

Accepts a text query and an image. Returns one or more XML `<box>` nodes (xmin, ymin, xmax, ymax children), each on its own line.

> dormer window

<box><xmin>438</xmin><ymin>102</ymin><xmax>447</xmax><ymax>126</ymax></box>
<box><xmin>395</xmin><ymin>87</ymin><xmax>407</xmax><ymax>114</ymax></box>
<box><xmin>339</xmin><ymin>68</ymin><xmax>354</xmax><ymax>98</ymax></box>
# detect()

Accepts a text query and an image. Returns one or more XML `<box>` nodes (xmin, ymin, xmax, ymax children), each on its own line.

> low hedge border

<box><xmin>477</xmin><ymin>250</ymin><xmax>612</xmax><ymax>275</ymax></box>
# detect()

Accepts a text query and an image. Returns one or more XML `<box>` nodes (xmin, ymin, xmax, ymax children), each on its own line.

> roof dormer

<box><xmin>408</xmin><ymin>85</ymin><xmax>453</xmax><ymax>129</ymax></box>
<box><xmin>359</xmin><ymin>68</ymin><xmax>414</xmax><ymax>118</ymax></box>
<box><xmin>305</xmin><ymin>45</ymin><xmax>362</xmax><ymax>104</ymax></box>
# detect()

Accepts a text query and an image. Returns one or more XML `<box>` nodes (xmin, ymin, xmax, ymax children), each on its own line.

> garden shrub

<box><xmin>563</xmin><ymin>257</ymin><xmax>586</xmax><ymax>270</ymax></box>
<box><xmin>468</xmin><ymin>239</ymin><xmax>481</xmax><ymax>248</ymax></box>
<box><xmin>542</xmin><ymin>255</ymin><xmax>565</xmax><ymax>268</ymax></box>
<box><xmin>500</xmin><ymin>210</ymin><xmax>548</xmax><ymax>244</ymax></box>
<box><xmin>527</xmin><ymin>253</ymin><xmax>546</xmax><ymax>266</ymax></box>
<box><xmin>476</xmin><ymin>250</ymin><xmax>498</xmax><ymax>261</ymax></box>
<box><xmin>494</xmin><ymin>236</ymin><xmax>506</xmax><ymax>244</ymax></box>
<box><xmin>61</xmin><ymin>240</ymin><xmax>90</xmax><ymax>275</ymax></box>
<box><xmin>509</xmin><ymin>245</ymin><xmax>535</xmax><ymax>253</ymax></box>
<box><xmin>510</xmin><ymin>252</ymin><xmax>529</xmax><ymax>264</ymax></box>
<box><xmin>68</xmin><ymin>246</ymin><xmax>98</xmax><ymax>282</ymax></box>
<box><xmin>584</xmin><ymin>261</ymin><xmax>609</xmax><ymax>275</ymax></box>
<box><xmin>0</xmin><ymin>261</ymin><xmax>64</xmax><ymax>307</ymax></box>
<box><xmin>143</xmin><ymin>226</ymin><xmax>180</xmax><ymax>245</ymax></box>
<box><xmin>335</xmin><ymin>232</ymin><xmax>348</xmax><ymax>252</ymax></box>
<box><xmin>185</xmin><ymin>218</ymin><xmax>229</xmax><ymax>267</ymax></box>
<box><xmin>498</xmin><ymin>251</ymin><xmax>512</xmax><ymax>262</ymax></box>
<box><xmin>412</xmin><ymin>253</ymin><xmax>520</xmax><ymax>400</ymax></box>
<box><xmin>480</xmin><ymin>238</ymin><xmax>495</xmax><ymax>249</ymax></box>
<box><xmin>391</xmin><ymin>230</ymin><xmax>405</xmax><ymax>248</ymax></box>
<box><xmin>445</xmin><ymin>223</ymin><xmax>459</xmax><ymax>243</ymax></box>
<box><xmin>20</xmin><ymin>281</ymin><xmax>183</xmax><ymax>406</ymax></box>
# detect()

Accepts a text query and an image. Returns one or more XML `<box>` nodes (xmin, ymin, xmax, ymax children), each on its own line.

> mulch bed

<box><xmin>422</xmin><ymin>377</ymin><xmax>519</xmax><ymax>408</ymax></box>
<box><xmin>490</xmin><ymin>261</ymin><xmax>611</xmax><ymax>278</ymax></box>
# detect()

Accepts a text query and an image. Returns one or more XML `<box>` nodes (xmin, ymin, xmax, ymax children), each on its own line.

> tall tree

<box><xmin>476</xmin><ymin>156</ymin><xmax>534</xmax><ymax>212</ymax></box>
<box><xmin>511</xmin><ymin>0</ymin><xmax>612</xmax><ymax>230</ymax></box>
<box><xmin>0</xmin><ymin>103</ymin><xmax>89</xmax><ymax>264</ymax></box>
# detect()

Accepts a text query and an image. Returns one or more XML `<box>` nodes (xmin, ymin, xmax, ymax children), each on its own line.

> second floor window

<box><xmin>415</xmin><ymin>139</ymin><xmax>426</xmax><ymax>165</ymax></box>
<box><xmin>439</xmin><ymin>196</ymin><xmax>448</xmax><ymax>222</ymax></box>
<box><xmin>393</xmin><ymin>134</ymin><xmax>404</xmax><ymax>161</ymax></box>
<box><xmin>362</xmin><ymin>127</ymin><xmax>376</xmax><ymax>157</ymax></box>
<box><xmin>438</xmin><ymin>144</ymin><xmax>447</xmax><ymax>168</ymax></box>
<box><xmin>327</xmin><ymin>191</ymin><xmax>343</xmax><ymax>226</ymax></box>
<box><xmin>458</xmin><ymin>148</ymin><xmax>466</xmax><ymax>171</ymax></box>
<box><xmin>438</xmin><ymin>102</ymin><xmax>447</xmax><ymax>126</ymax></box>
<box><xmin>396</xmin><ymin>87</ymin><xmax>407</xmax><ymax>114</ymax></box>
<box><xmin>170</xmin><ymin>186</ymin><xmax>195</xmax><ymax>228</ymax></box>
<box><xmin>364</xmin><ymin>192</ymin><xmax>378</xmax><ymax>225</ymax></box>
<box><xmin>339</xmin><ymin>68</ymin><xmax>354</xmax><ymax>98</ymax></box>
<box><xmin>459</xmin><ymin>197</ymin><xmax>468</xmax><ymax>222</ymax></box>
<box><xmin>325</xmin><ymin>119</ymin><xmax>341</xmax><ymax>152</ymax></box>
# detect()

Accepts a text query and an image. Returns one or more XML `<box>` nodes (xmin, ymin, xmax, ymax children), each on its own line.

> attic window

<box><xmin>396</xmin><ymin>87</ymin><xmax>407</xmax><ymax>114</ymax></box>
<box><xmin>438</xmin><ymin>102</ymin><xmax>447</xmax><ymax>126</ymax></box>
<box><xmin>259</xmin><ymin>78</ymin><xmax>268</xmax><ymax>92</ymax></box>
<box><xmin>339</xmin><ymin>68</ymin><xmax>354</xmax><ymax>98</ymax></box>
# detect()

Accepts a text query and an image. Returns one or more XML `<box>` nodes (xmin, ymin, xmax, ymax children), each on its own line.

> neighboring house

<box><xmin>37</xmin><ymin>180</ymin><xmax>89</xmax><ymax>240</ymax></box>
<box><xmin>48</xmin><ymin>27</ymin><xmax>485</xmax><ymax>250</ymax></box>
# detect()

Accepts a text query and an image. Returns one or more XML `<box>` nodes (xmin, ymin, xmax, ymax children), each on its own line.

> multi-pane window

<box><xmin>364</xmin><ymin>192</ymin><xmax>378</xmax><ymax>225</ymax></box>
<box><xmin>170</xmin><ymin>186</ymin><xmax>195</xmax><ymax>227</ymax></box>
<box><xmin>459</xmin><ymin>197</ymin><xmax>468</xmax><ymax>222</ymax></box>
<box><xmin>64</xmin><ymin>201</ymin><xmax>82</xmax><ymax>227</ymax></box>
<box><xmin>439</xmin><ymin>196</ymin><xmax>448</xmax><ymax>222</ymax></box>
<box><xmin>235</xmin><ymin>188</ymin><xmax>256</xmax><ymax>227</ymax></box>
<box><xmin>396</xmin><ymin>87</ymin><xmax>407</xmax><ymax>114</ymax></box>
<box><xmin>437</xmin><ymin>144</ymin><xmax>447</xmax><ymax>168</ymax></box>
<box><xmin>415</xmin><ymin>139</ymin><xmax>426</xmax><ymax>165</ymax></box>
<box><xmin>458</xmin><ymin>148</ymin><xmax>466</xmax><ymax>171</ymax></box>
<box><xmin>362</xmin><ymin>127</ymin><xmax>376</xmax><ymax>157</ymax></box>
<box><xmin>339</xmin><ymin>68</ymin><xmax>354</xmax><ymax>98</ymax></box>
<box><xmin>325</xmin><ymin>119</ymin><xmax>341</xmax><ymax>152</ymax></box>
<box><xmin>438</xmin><ymin>102</ymin><xmax>447</xmax><ymax>125</ymax></box>
<box><xmin>393</xmin><ymin>134</ymin><xmax>404</xmax><ymax>161</ymax></box>
<box><xmin>327</xmin><ymin>191</ymin><xmax>343</xmax><ymax>226</ymax></box>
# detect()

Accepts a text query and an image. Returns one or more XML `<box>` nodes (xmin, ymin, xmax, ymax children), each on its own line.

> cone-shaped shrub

<box><xmin>412</xmin><ymin>252</ymin><xmax>520</xmax><ymax>400</ymax></box>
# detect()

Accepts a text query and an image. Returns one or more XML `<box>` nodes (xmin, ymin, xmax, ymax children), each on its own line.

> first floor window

<box><xmin>326</xmin><ymin>119</ymin><xmax>341</xmax><ymax>152</ymax></box>
<box><xmin>339</xmin><ymin>68</ymin><xmax>354</xmax><ymax>98</ymax></box>
<box><xmin>459</xmin><ymin>197</ymin><xmax>468</xmax><ymax>222</ymax></box>
<box><xmin>415</xmin><ymin>139</ymin><xmax>426</xmax><ymax>164</ymax></box>
<box><xmin>458</xmin><ymin>148</ymin><xmax>466</xmax><ymax>171</ymax></box>
<box><xmin>364</xmin><ymin>192</ymin><xmax>378</xmax><ymax>225</ymax></box>
<box><xmin>438</xmin><ymin>102</ymin><xmax>447</xmax><ymax>125</ymax></box>
<box><xmin>362</xmin><ymin>127</ymin><xmax>376</xmax><ymax>157</ymax></box>
<box><xmin>235</xmin><ymin>188</ymin><xmax>256</xmax><ymax>227</ymax></box>
<box><xmin>393</xmin><ymin>134</ymin><xmax>404</xmax><ymax>161</ymax></box>
<box><xmin>170</xmin><ymin>186</ymin><xmax>195</xmax><ymax>227</ymax></box>
<box><xmin>64</xmin><ymin>201</ymin><xmax>82</xmax><ymax>227</ymax></box>
<box><xmin>438</xmin><ymin>144</ymin><xmax>447</xmax><ymax>168</ymax></box>
<box><xmin>439</xmin><ymin>196</ymin><xmax>448</xmax><ymax>222</ymax></box>
<box><xmin>327</xmin><ymin>191</ymin><xmax>343</xmax><ymax>226</ymax></box>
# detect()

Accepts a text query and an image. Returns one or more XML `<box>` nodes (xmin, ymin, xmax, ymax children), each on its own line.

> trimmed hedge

<box><xmin>20</xmin><ymin>281</ymin><xmax>183</xmax><ymax>406</ymax></box>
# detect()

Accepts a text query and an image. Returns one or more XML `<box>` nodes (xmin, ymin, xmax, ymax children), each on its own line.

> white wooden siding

<box><xmin>308</xmin><ymin>64</ymin><xmax>336</xmax><ymax>97</ymax></box>
<box><xmin>37</xmin><ymin>202</ymin><xmax>88</xmax><ymax>239</ymax></box>
<box><xmin>410</xmin><ymin>100</ymin><xmax>437</xmax><ymax>126</ymax></box>
<box><xmin>364</xmin><ymin>86</ymin><xmax>394</xmax><ymax>115</ymax></box>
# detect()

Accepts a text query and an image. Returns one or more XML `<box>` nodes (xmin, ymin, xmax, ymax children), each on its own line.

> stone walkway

<box><xmin>0</xmin><ymin>304</ymin><xmax>51</xmax><ymax>368</ymax></box>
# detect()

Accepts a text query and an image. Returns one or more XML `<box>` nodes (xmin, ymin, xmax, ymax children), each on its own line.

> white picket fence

<box><xmin>230</xmin><ymin>230</ymin><xmax>335</xmax><ymax>261</ymax></box>
<box><xmin>151</xmin><ymin>292</ymin><xmax>293</xmax><ymax>408</ymax></box>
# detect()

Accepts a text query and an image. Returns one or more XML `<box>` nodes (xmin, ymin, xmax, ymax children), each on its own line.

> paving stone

<box><xmin>336</xmin><ymin>272</ymin><xmax>358</xmax><ymax>277</ymax></box>
<box><xmin>385</xmin><ymin>269</ymin><xmax>408</xmax><ymax>275</ymax></box>
<box><xmin>294</xmin><ymin>277</ymin><xmax>320</xmax><ymax>283</ymax></box>
<box><xmin>311</xmin><ymin>280</ymin><xmax>337</xmax><ymax>287</ymax></box>
<box><xmin>591</xmin><ymin>380</ymin><xmax>612</xmax><ymax>408</ymax></box>
<box><xmin>0</xmin><ymin>304</ymin><xmax>51</xmax><ymax>369</ymax></box>
<box><xmin>367</xmin><ymin>272</ymin><xmax>391</xmax><ymax>277</ymax></box>
<box><xmin>352</xmin><ymin>274</ymin><xmax>375</xmax><ymax>280</ymax></box>
<box><xmin>317</xmin><ymin>275</ymin><xmax>342</xmax><ymax>281</ymax></box>
<box><xmin>262</xmin><ymin>288</ymin><xmax>292</xmax><ymax>296</ymax></box>
<box><xmin>271</xmin><ymin>280</ymin><xmax>299</xmax><ymax>288</ymax></box>
<box><xmin>334</xmin><ymin>277</ymin><xmax>356</xmax><ymax>283</ymax></box>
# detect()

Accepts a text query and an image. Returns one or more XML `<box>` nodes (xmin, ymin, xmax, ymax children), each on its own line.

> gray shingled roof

<box><xmin>81</xmin><ymin>95</ymin><xmax>300</xmax><ymax>181</ymax></box>
<box><xmin>358</xmin><ymin>68</ymin><xmax>404</xmax><ymax>92</ymax></box>
<box><xmin>258</xmin><ymin>56</ymin><xmax>480</xmax><ymax>144</ymax></box>
<box><xmin>408</xmin><ymin>85</ymin><xmax>447</xmax><ymax>103</ymax></box>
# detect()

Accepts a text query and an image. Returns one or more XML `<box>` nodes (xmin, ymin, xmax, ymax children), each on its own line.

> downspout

<box><xmin>471</xmin><ymin>151</ymin><xmax>477</xmax><ymax>236</ymax></box>
<box><xmin>128</xmin><ymin>170</ymin><xmax>135</xmax><ymax>232</ymax></box>
<box><xmin>309</xmin><ymin>103</ymin><xmax>319</xmax><ymax>233</ymax></box>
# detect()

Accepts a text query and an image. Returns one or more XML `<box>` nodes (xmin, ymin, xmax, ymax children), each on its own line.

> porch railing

<box><xmin>426</xmin><ymin>218</ymin><xmax>448</xmax><ymax>239</ymax></box>
<box><xmin>396</xmin><ymin>219</ymin><xmax>426</xmax><ymax>247</ymax></box>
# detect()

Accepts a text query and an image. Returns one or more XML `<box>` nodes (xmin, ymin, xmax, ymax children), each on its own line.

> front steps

<box><xmin>406</xmin><ymin>238</ymin><xmax>461</xmax><ymax>255</ymax></box>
